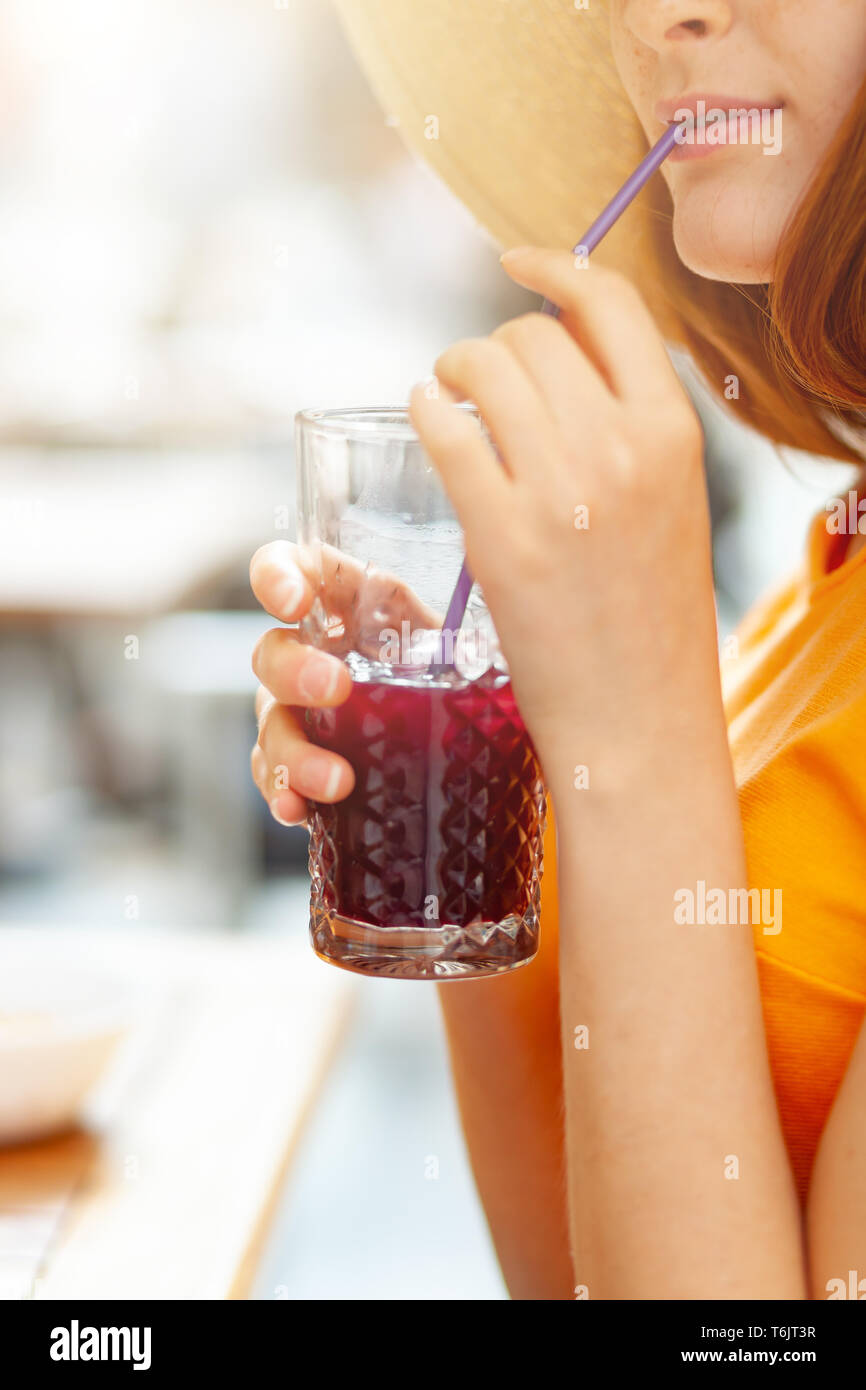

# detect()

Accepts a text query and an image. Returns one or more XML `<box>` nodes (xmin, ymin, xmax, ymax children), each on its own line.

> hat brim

<box><xmin>333</xmin><ymin>0</ymin><xmax>652</xmax><ymax>277</ymax></box>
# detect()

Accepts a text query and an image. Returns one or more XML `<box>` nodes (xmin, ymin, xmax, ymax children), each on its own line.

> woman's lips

<box><xmin>655</xmin><ymin>93</ymin><xmax>786</xmax><ymax>164</ymax></box>
<box><xmin>667</xmin><ymin>121</ymin><xmax>740</xmax><ymax>163</ymax></box>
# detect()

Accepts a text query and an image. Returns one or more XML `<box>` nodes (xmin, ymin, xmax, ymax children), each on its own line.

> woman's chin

<box><xmin>671</xmin><ymin>195</ymin><xmax>778</xmax><ymax>286</ymax></box>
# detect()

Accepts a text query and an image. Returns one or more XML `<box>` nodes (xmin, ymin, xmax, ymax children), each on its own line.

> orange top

<box><xmin>721</xmin><ymin>505</ymin><xmax>866</xmax><ymax>1199</ymax></box>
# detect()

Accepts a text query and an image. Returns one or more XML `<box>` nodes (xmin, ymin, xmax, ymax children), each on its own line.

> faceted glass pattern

<box><xmin>305</xmin><ymin>675</ymin><xmax>546</xmax><ymax>979</ymax></box>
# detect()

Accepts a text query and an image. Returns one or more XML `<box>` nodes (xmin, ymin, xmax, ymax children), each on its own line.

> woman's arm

<box><xmin>551</xmin><ymin>723</ymin><xmax>806</xmax><ymax>1298</ymax></box>
<box><xmin>807</xmin><ymin>1017</ymin><xmax>866</xmax><ymax>1298</ymax></box>
<box><xmin>437</xmin><ymin>824</ymin><xmax>574</xmax><ymax>1300</ymax></box>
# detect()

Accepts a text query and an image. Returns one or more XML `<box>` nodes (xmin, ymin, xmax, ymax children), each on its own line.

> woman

<box><xmin>249</xmin><ymin>1</ymin><xmax>866</xmax><ymax>1299</ymax></box>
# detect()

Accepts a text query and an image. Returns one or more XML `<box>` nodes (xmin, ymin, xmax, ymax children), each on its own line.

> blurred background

<box><xmin>0</xmin><ymin>0</ymin><xmax>856</xmax><ymax>1301</ymax></box>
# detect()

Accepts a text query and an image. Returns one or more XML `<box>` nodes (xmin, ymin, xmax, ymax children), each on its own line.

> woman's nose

<box><xmin>621</xmin><ymin>0</ymin><xmax>734</xmax><ymax>49</ymax></box>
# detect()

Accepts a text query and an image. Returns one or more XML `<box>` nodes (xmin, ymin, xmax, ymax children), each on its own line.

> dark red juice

<box><xmin>301</xmin><ymin>674</ymin><xmax>546</xmax><ymax>974</ymax></box>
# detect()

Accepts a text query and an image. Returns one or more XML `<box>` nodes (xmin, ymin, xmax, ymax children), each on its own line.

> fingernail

<box><xmin>297</xmin><ymin>753</ymin><xmax>342</xmax><ymax>801</ymax></box>
<box><xmin>270</xmin><ymin>796</ymin><xmax>296</xmax><ymax>827</ymax></box>
<box><xmin>500</xmin><ymin>246</ymin><xmax>532</xmax><ymax>263</ymax></box>
<box><xmin>272</xmin><ymin>564</ymin><xmax>305</xmax><ymax>619</ymax></box>
<box><xmin>297</xmin><ymin>653</ymin><xmax>340</xmax><ymax>703</ymax></box>
<box><xmin>322</xmin><ymin>763</ymin><xmax>342</xmax><ymax>800</ymax></box>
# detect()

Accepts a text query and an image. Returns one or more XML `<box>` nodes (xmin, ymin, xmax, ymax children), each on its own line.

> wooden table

<box><xmin>0</xmin><ymin>927</ymin><xmax>355</xmax><ymax>1300</ymax></box>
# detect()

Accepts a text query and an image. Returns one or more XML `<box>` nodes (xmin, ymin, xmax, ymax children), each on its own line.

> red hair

<box><xmin>644</xmin><ymin>77</ymin><xmax>866</xmax><ymax>462</ymax></box>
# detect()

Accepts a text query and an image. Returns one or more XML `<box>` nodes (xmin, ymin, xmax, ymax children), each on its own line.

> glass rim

<box><xmin>296</xmin><ymin>402</ymin><xmax>480</xmax><ymax>440</ymax></box>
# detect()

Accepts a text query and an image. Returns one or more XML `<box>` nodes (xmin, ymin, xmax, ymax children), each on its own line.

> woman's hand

<box><xmin>409</xmin><ymin>247</ymin><xmax>720</xmax><ymax>793</ymax></box>
<box><xmin>249</xmin><ymin>541</ymin><xmax>355</xmax><ymax>826</ymax></box>
<box><xmin>249</xmin><ymin>540</ymin><xmax>438</xmax><ymax>825</ymax></box>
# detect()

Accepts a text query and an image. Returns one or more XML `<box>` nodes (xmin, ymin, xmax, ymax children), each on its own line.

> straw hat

<box><xmin>332</xmin><ymin>0</ymin><xmax>653</xmax><ymax>278</ymax></box>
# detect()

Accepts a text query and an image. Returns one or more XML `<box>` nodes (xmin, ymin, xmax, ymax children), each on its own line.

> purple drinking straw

<box><xmin>434</xmin><ymin>122</ymin><xmax>682</xmax><ymax>662</ymax></box>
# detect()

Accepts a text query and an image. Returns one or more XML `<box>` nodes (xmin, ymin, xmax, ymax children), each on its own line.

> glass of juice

<box><xmin>295</xmin><ymin>406</ymin><xmax>546</xmax><ymax>980</ymax></box>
